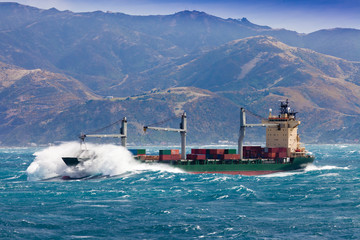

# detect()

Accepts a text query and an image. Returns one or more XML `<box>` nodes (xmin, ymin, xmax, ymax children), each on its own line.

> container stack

<box><xmin>262</xmin><ymin>147</ymin><xmax>288</xmax><ymax>159</ymax></box>
<box><xmin>187</xmin><ymin>149</ymin><xmax>206</xmax><ymax>160</ymax></box>
<box><xmin>222</xmin><ymin>149</ymin><xmax>240</xmax><ymax>160</ymax></box>
<box><xmin>207</xmin><ymin>149</ymin><xmax>225</xmax><ymax>159</ymax></box>
<box><xmin>243</xmin><ymin>146</ymin><xmax>288</xmax><ymax>159</ymax></box>
<box><xmin>243</xmin><ymin>146</ymin><xmax>262</xmax><ymax>159</ymax></box>
<box><xmin>187</xmin><ymin>149</ymin><xmax>240</xmax><ymax>160</ymax></box>
<box><xmin>159</xmin><ymin>149</ymin><xmax>181</xmax><ymax>161</ymax></box>
<box><xmin>129</xmin><ymin>149</ymin><xmax>146</xmax><ymax>156</ymax></box>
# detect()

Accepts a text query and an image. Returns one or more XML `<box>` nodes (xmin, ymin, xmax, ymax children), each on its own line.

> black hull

<box><xmin>62</xmin><ymin>157</ymin><xmax>80</xmax><ymax>167</ymax></box>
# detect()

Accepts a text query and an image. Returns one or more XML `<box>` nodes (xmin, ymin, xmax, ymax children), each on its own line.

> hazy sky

<box><xmin>1</xmin><ymin>0</ymin><xmax>360</xmax><ymax>33</ymax></box>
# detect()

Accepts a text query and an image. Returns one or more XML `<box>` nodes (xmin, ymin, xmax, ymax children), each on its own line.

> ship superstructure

<box><xmin>263</xmin><ymin>100</ymin><xmax>305</xmax><ymax>157</ymax></box>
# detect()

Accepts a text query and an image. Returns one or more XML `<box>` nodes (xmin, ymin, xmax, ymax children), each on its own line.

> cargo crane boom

<box><xmin>80</xmin><ymin>117</ymin><xmax>128</xmax><ymax>147</ymax></box>
<box><xmin>144</xmin><ymin>113</ymin><xmax>187</xmax><ymax>159</ymax></box>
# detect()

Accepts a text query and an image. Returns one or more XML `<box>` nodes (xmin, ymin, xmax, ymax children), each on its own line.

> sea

<box><xmin>0</xmin><ymin>143</ymin><xmax>359</xmax><ymax>239</ymax></box>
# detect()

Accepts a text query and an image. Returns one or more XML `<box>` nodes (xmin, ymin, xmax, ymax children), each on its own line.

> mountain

<box><xmin>3</xmin><ymin>33</ymin><xmax>360</xmax><ymax>144</ymax></box>
<box><xmin>1</xmin><ymin>3</ymin><xmax>359</xmax><ymax>97</ymax></box>
<box><xmin>120</xmin><ymin>35</ymin><xmax>360</xmax><ymax>105</ymax></box>
<box><xmin>0</xmin><ymin>61</ymin><xmax>98</xmax><ymax>145</ymax></box>
<box><xmin>303</xmin><ymin>28</ymin><xmax>360</xmax><ymax>62</ymax></box>
<box><xmin>125</xmin><ymin>36</ymin><xmax>360</xmax><ymax>141</ymax></box>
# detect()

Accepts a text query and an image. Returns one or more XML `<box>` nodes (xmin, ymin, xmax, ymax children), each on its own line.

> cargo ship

<box><xmin>62</xmin><ymin>100</ymin><xmax>314</xmax><ymax>175</ymax></box>
<box><xmin>134</xmin><ymin>100</ymin><xmax>314</xmax><ymax>175</ymax></box>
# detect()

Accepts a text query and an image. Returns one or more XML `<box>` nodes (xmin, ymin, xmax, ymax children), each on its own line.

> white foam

<box><xmin>304</xmin><ymin>164</ymin><xmax>349</xmax><ymax>171</ymax></box>
<box><xmin>260</xmin><ymin>164</ymin><xmax>350</xmax><ymax>178</ymax></box>
<box><xmin>26</xmin><ymin>142</ymin><xmax>182</xmax><ymax>181</ymax></box>
<box><xmin>260</xmin><ymin>171</ymin><xmax>303</xmax><ymax>178</ymax></box>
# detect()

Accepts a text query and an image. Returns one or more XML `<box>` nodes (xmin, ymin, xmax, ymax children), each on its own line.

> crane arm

<box><xmin>84</xmin><ymin>134</ymin><xmax>126</xmax><ymax>138</ymax></box>
<box><xmin>143</xmin><ymin>126</ymin><xmax>186</xmax><ymax>133</ymax></box>
<box><xmin>244</xmin><ymin>123</ymin><xmax>279</xmax><ymax>128</ymax></box>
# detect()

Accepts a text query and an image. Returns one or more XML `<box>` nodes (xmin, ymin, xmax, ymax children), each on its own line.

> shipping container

<box><xmin>171</xmin><ymin>154</ymin><xmax>181</xmax><ymax>160</ymax></box>
<box><xmin>225</xmin><ymin>149</ymin><xmax>237</xmax><ymax>154</ymax></box>
<box><xmin>137</xmin><ymin>149</ymin><xmax>146</xmax><ymax>155</ymax></box>
<box><xmin>221</xmin><ymin>154</ymin><xmax>240</xmax><ymax>160</ymax></box>
<box><xmin>187</xmin><ymin>154</ymin><xmax>206</xmax><ymax>160</ymax></box>
<box><xmin>171</xmin><ymin>149</ymin><xmax>180</xmax><ymax>155</ymax></box>
<box><xmin>159</xmin><ymin>154</ymin><xmax>173</xmax><ymax>161</ymax></box>
<box><xmin>191</xmin><ymin>149</ymin><xmax>207</xmax><ymax>154</ymax></box>
<box><xmin>129</xmin><ymin>149</ymin><xmax>137</xmax><ymax>155</ymax></box>
<box><xmin>209</xmin><ymin>149</ymin><xmax>225</xmax><ymax>155</ymax></box>
<box><xmin>159</xmin><ymin>150</ymin><xmax>172</xmax><ymax>155</ymax></box>
<box><xmin>129</xmin><ymin>149</ymin><xmax>146</xmax><ymax>155</ymax></box>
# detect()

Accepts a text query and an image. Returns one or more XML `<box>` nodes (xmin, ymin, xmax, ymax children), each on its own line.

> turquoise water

<box><xmin>0</xmin><ymin>143</ymin><xmax>359</xmax><ymax>239</ymax></box>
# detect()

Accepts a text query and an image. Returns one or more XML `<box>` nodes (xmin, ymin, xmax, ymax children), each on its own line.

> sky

<box><xmin>1</xmin><ymin>0</ymin><xmax>360</xmax><ymax>33</ymax></box>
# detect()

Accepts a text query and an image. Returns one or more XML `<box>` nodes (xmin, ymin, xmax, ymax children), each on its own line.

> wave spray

<box><xmin>26</xmin><ymin>142</ymin><xmax>181</xmax><ymax>181</ymax></box>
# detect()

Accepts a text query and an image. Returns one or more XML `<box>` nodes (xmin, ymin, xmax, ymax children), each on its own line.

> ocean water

<box><xmin>0</xmin><ymin>143</ymin><xmax>359</xmax><ymax>239</ymax></box>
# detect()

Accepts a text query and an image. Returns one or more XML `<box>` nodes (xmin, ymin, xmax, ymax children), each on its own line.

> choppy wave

<box><xmin>26</xmin><ymin>142</ymin><xmax>182</xmax><ymax>181</ymax></box>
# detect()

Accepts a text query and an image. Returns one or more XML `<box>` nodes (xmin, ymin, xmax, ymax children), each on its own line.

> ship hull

<box><xmin>160</xmin><ymin>156</ymin><xmax>314</xmax><ymax>175</ymax></box>
<box><xmin>188</xmin><ymin>170</ymin><xmax>283</xmax><ymax>176</ymax></box>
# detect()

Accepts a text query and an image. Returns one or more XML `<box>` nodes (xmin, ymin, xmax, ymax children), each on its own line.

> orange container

<box><xmin>171</xmin><ymin>149</ymin><xmax>180</xmax><ymax>155</ymax></box>
<box><xmin>221</xmin><ymin>154</ymin><xmax>240</xmax><ymax>160</ymax></box>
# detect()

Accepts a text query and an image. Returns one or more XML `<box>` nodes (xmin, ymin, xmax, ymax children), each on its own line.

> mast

<box><xmin>238</xmin><ymin>108</ymin><xmax>246</xmax><ymax>160</ymax></box>
<box><xmin>120</xmin><ymin>117</ymin><xmax>127</xmax><ymax>147</ymax></box>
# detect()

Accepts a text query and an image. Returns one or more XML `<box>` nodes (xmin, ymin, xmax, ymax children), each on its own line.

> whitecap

<box><xmin>216</xmin><ymin>195</ymin><xmax>229</xmax><ymax>199</ymax></box>
<box><xmin>319</xmin><ymin>173</ymin><xmax>340</xmax><ymax>177</ymax></box>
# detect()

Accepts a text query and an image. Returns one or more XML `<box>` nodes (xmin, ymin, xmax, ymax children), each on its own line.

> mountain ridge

<box><xmin>1</xmin><ymin>3</ymin><xmax>360</xmax><ymax>145</ymax></box>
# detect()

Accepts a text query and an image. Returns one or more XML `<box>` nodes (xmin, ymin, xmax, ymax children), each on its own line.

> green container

<box><xmin>159</xmin><ymin>150</ymin><xmax>172</xmax><ymax>155</ymax></box>
<box><xmin>225</xmin><ymin>149</ymin><xmax>237</xmax><ymax>154</ymax></box>
<box><xmin>137</xmin><ymin>149</ymin><xmax>146</xmax><ymax>155</ymax></box>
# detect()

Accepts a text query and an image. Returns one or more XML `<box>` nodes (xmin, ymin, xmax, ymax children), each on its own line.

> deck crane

<box><xmin>80</xmin><ymin>117</ymin><xmax>128</xmax><ymax>147</ymax></box>
<box><xmin>143</xmin><ymin>113</ymin><xmax>187</xmax><ymax>159</ymax></box>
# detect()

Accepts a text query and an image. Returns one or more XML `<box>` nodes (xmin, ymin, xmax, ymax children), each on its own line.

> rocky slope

<box><xmin>0</xmin><ymin>61</ymin><xmax>98</xmax><ymax>145</ymax></box>
<box><xmin>8</xmin><ymin>87</ymin><xmax>252</xmax><ymax>146</ymax></box>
